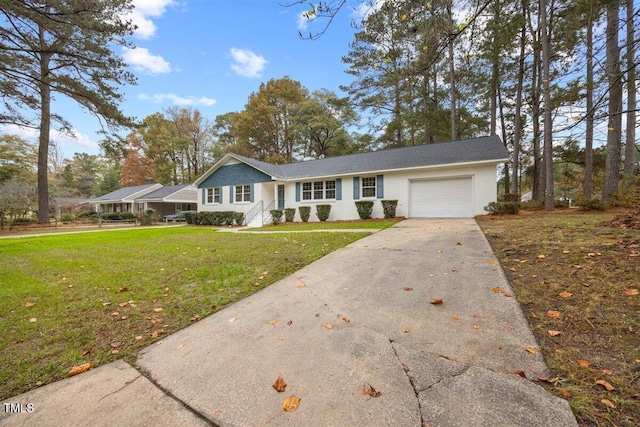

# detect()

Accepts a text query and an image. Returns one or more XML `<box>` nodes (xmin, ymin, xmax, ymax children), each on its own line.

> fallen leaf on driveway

<box><xmin>282</xmin><ymin>395</ymin><xmax>301</xmax><ymax>412</ymax></box>
<box><xmin>491</xmin><ymin>287</ymin><xmax>504</xmax><ymax>293</ymax></box>
<box><xmin>228</xmin><ymin>317</ymin><xmax>237</xmax><ymax>322</ymax></box>
<box><xmin>595</xmin><ymin>379</ymin><xmax>615</xmax><ymax>391</ymax></box>
<box><xmin>430</xmin><ymin>299</ymin><xmax>443</xmax><ymax>305</ymax></box>
<box><xmin>403</xmin><ymin>286</ymin><xmax>413</xmax><ymax>291</ymax></box>
<box><xmin>324</xmin><ymin>323</ymin><xmax>333</xmax><ymax>330</ymax></box>
<box><xmin>525</xmin><ymin>347</ymin><xmax>536</xmax><ymax>354</ymax></box>
<box><xmin>361</xmin><ymin>383</ymin><xmax>382</xmax><ymax>398</ymax></box>
<box><xmin>341</xmin><ymin>316</ymin><xmax>350</xmax><ymax>322</ymax></box>
<box><xmin>402</xmin><ymin>328</ymin><xmax>410</xmax><ymax>333</ymax></box>
<box><xmin>268</xmin><ymin>319</ymin><xmax>277</xmax><ymax>325</ymax></box>
<box><xmin>68</xmin><ymin>363</ymin><xmax>93</xmax><ymax>377</ymax></box>
<box><xmin>456</xmin><ymin>242</ymin><xmax>462</xmax><ymax>246</ymax></box>
<box><xmin>273</xmin><ymin>375</ymin><xmax>287</xmax><ymax>392</ymax></box>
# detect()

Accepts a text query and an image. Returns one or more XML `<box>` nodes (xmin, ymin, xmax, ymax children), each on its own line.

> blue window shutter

<box><xmin>250</xmin><ymin>184</ymin><xmax>254</xmax><ymax>202</ymax></box>
<box><xmin>336</xmin><ymin>178</ymin><xmax>342</xmax><ymax>200</ymax></box>
<box><xmin>202</xmin><ymin>188</ymin><xmax>206</xmax><ymax>204</ymax></box>
<box><xmin>218</xmin><ymin>187</ymin><xmax>222</xmax><ymax>203</ymax></box>
<box><xmin>353</xmin><ymin>177</ymin><xmax>360</xmax><ymax>199</ymax></box>
<box><xmin>376</xmin><ymin>175</ymin><xmax>384</xmax><ymax>199</ymax></box>
<box><xmin>229</xmin><ymin>185</ymin><xmax>234</xmax><ymax>204</ymax></box>
<box><xmin>295</xmin><ymin>182</ymin><xmax>300</xmax><ymax>202</ymax></box>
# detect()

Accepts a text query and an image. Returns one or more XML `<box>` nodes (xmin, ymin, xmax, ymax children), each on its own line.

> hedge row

<box><xmin>184</xmin><ymin>211</ymin><xmax>244</xmax><ymax>226</ymax></box>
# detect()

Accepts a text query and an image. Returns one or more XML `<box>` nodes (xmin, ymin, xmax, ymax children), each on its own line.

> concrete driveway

<box><xmin>1</xmin><ymin>219</ymin><xmax>576</xmax><ymax>427</ymax></box>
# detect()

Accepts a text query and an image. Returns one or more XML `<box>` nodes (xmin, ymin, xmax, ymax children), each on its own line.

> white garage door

<box><xmin>410</xmin><ymin>177</ymin><xmax>473</xmax><ymax>218</ymax></box>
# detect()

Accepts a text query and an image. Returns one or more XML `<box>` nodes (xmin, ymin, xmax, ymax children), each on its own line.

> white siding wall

<box><xmin>281</xmin><ymin>163</ymin><xmax>499</xmax><ymax>221</ymax></box>
<box><xmin>198</xmin><ymin>183</ymin><xmax>275</xmax><ymax>215</ymax></box>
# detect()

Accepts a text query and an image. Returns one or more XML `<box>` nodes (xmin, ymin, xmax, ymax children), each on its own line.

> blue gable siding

<box><xmin>198</xmin><ymin>163</ymin><xmax>272</xmax><ymax>188</ymax></box>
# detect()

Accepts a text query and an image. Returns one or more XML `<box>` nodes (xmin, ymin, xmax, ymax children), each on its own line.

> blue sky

<box><xmin>2</xmin><ymin>0</ymin><xmax>367</xmax><ymax>159</ymax></box>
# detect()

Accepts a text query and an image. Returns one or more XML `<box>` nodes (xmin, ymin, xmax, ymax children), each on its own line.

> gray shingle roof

<box><xmin>232</xmin><ymin>136</ymin><xmax>507</xmax><ymax>180</ymax></box>
<box><xmin>136</xmin><ymin>184</ymin><xmax>190</xmax><ymax>200</ymax></box>
<box><xmin>91</xmin><ymin>183</ymin><xmax>159</xmax><ymax>202</ymax></box>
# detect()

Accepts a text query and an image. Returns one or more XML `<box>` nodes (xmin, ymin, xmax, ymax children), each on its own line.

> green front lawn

<box><xmin>0</xmin><ymin>227</ymin><xmax>369</xmax><ymax>400</ymax></box>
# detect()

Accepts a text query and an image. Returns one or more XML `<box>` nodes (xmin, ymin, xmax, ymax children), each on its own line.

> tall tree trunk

<box><xmin>489</xmin><ymin>0</ymin><xmax>500</xmax><ymax>136</ymax></box>
<box><xmin>447</xmin><ymin>0</ymin><xmax>457</xmax><ymax>140</ymax></box>
<box><xmin>584</xmin><ymin>11</ymin><xmax>594</xmax><ymax>199</ymax></box>
<box><xmin>603</xmin><ymin>0</ymin><xmax>623</xmax><ymax>201</ymax></box>
<box><xmin>541</xmin><ymin>0</ymin><xmax>554</xmax><ymax>210</ymax></box>
<box><xmin>37</xmin><ymin>25</ymin><xmax>52</xmax><ymax>224</ymax></box>
<box><xmin>498</xmin><ymin>84</ymin><xmax>510</xmax><ymax>192</ymax></box>
<box><xmin>511</xmin><ymin>19</ymin><xmax>526</xmax><ymax>195</ymax></box>
<box><xmin>624</xmin><ymin>0</ymin><xmax>636</xmax><ymax>176</ymax></box>
<box><xmin>527</xmin><ymin>0</ymin><xmax>544</xmax><ymax>202</ymax></box>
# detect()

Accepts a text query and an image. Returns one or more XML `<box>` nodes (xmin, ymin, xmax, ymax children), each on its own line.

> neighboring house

<box><xmin>92</xmin><ymin>183</ymin><xmax>162</xmax><ymax>215</ymax></box>
<box><xmin>134</xmin><ymin>184</ymin><xmax>198</xmax><ymax>220</ymax></box>
<box><xmin>194</xmin><ymin>136</ymin><xmax>509</xmax><ymax>226</ymax></box>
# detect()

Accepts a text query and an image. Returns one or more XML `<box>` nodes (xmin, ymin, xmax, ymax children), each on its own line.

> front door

<box><xmin>277</xmin><ymin>184</ymin><xmax>285</xmax><ymax>210</ymax></box>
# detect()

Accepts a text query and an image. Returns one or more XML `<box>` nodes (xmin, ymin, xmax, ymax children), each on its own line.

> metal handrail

<box><xmin>243</xmin><ymin>200</ymin><xmax>263</xmax><ymax>226</ymax></box>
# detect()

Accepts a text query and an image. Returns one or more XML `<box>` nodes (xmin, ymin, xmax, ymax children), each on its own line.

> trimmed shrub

<box><xmin>520</xmin><ymin>200</ymin><xmax>544</xmax><ymax>211</ymax></box>
<box><xmin>270</xmin><ymin>209</ymin><xmax>284</xmax><ymax>225</ymax></box>
<box><xmin>184</xmin><ymin>211</ymin><xmax>195</xmax><ymax>224</ymax></box>
<box><xmin>59</xmin><ymin>213</ymin><xmax>75</xmax><ymax>223</ymax></box>
<box><xmin>77</xmin><ymin>210</ymin><xmax>97</xmax><ymax>218</ymax></box>
<box><xmin>484</xmin><ymin>201</ymin><xmax>520</xmax><ymax>215</ymax></box>
<box><xmin>355</xmin><ymin>200</ymin><xmax>374</xmax><ymax>220</ymax></box>
<box><xmin>233</xmin><ymin>212</ymin><xmax>245</xmax><ymax>226</ymax></box>
<box><xmin>298</xmin><ymin>206</ymin><xmax>311</xmax><ymax>222</ymax></box>
<box><xmin>119</xmin><ymin>211</ymin><xmax>135</xmax><ymax>220</ymax></box>
<box><xmin>316</xmin><ymin>204</ymin><xmax>331</xmax><ymax>221</ymax></box>
<box><xmin>576</xmin><ymin>196</ymin><xmax>607</xmax><ymax>211</ymax></box>
<box><xmin>381</xmin><ymin>200</ymin><xmax>398</xmax><ymax>219</ymax></box>
<box><xmin>136</xmin><ymin>209</ymin><xmax>154</xmax><ymax>225</ymax></box>
<box><xmin>221</xmin><ymin>211</ymin><xmax>235</xmax><ymax>225</ymax></box>
<box><xmin>212</xmin><ymin>212</ymin><xmax>224</xmax><ymax>226</ymax></box>
<box><xmin>100</xmin><ymin>212</ymin><xmax>120</xmax><ymax>220</ymax></box>
<box><xmin>198</xmin><ymin>211</ymin><xmax>215</xmax><ymax>225</ymax></box>
<box><xmin>284</xmin><ymin>208</ymin><xmax>296</xmax><ymax>222</ymax></box>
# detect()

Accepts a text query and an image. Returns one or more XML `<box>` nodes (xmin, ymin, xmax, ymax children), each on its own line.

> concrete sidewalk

<box><xmin>1</xmin><ymin>219</ymin><xmax>577</xmax><ymax>427</ymax></box>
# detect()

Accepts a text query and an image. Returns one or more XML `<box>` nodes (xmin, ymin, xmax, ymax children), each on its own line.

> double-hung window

<box><xmin>302</xmin><ymin>180</ymin><xmax>336</xmax><ymax>200</ymax></box>
<box><xmin>206</xmin><ymin>188</ymin><xmax>220</xmax><ymax>204</ymax></box>
<box><xmin>235</xmin><ymin>184</ymin><xmax>251</xmax><ymax>202</ymax></box>
<box><xmin>362</xmin><ymin>177</ymin><xmax>376</xmax><ymax>198</ymax></box>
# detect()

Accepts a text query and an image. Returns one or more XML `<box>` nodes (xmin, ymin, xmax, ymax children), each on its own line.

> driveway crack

<box><xmin>390</xmin><ymin>339</ymin><xmax>425</xmax><ymax>427</ymax></box>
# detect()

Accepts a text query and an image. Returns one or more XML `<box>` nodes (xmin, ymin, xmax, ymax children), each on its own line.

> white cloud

<box><xmin>229</xmin><ymin>48</ymin><xmax>267</xmax><ymax>78</ymax></box>
<box><xmin>122</xmin><ymin>47</ymin><xmax>171</xmax><ymax>74</ymax></box>
<box><xmin>297</xmin><ymin>12</ymin><xmax>310</xmax><ymax>30</ymax></box>
<box><xmin>138</xmin><ymin>93</ymin><xmax>216</xmax><ymax>107</ymax></box>
<box><xmin>127</xmin><ymin>0</ymin><xmax>176</xmax><ymax>40</ymax></box>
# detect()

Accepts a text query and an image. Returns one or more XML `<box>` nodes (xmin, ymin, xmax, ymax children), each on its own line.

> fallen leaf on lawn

<box><xmin>537</xmin><ymin>254</ymin><xmax>546</xmax><ymax>259</ymax></box>
<box><xmin>402</xmin><ymin>328</ymin><xmax>410</xmax><ymax>333</ymax></box>
<box><xmin>525</xmin><ymin>347</ymin><xmax>536</xmax><ymax>354</ymax></box>
<box><xmin>102</xmin><ymin>302</ymin><xmax>111</xmax><ymax>306</ymax></box>
<box><xmin>601</xmin><ymin>399</ymin><xmax>616</xmax><ymax>409</ymax></box>
<box><xmin>548</xmin><ymin>330</ymin><xmax>561</xmax><ymax>336</ymax></box>
<box><xmin>555</xmin><ymin>387</ymin><xmax>572</xmax><ymax>397</ymax></box>
<box><xmin>68</xmin><ymin>363</ymin><xmax>93</xmax><ymax>377</ymax></box>
<box><xmin>519</xmin><ymin>259</ymin><xmax>528</xmax><ymax>263</ymax></box>
<box><xmin>153</xmin><ymin>308</ymin><xmax>163</xmax><ymax>313</ymax></box>
<box><xmin>530</xmin><ymin>310</ymin><xmax>538</xmax><ymax>319</ymax></box>
<box><xmin>341</xmin><ymin>316</ymin><xmax>350</xmax><ymax>322</ymax></box>
<box><xmin>602</xmin><ymin>369</ymin><xmax>613</xmax><ymax>375</ymax></box>
<box><xmin>262</xmin><ymin>271</ymin><xmax>269</xmax><ymax>275</ymax></box>
<box><xmin>228</xmin><ymin>317</ymin><xmax>236</xmax><ymax>322</ymax></box>
<box><xmin>272</xmin><ymin>375</ymin><xmax>287</xmax><ymax>392</ymax></box>
<box><xmin>111</xmin><ymin>349</ymin><xmax>119</xmax><ymax>354</ymax></box>
<box><xmin>509</xmin><ymin>267</ymin><xmax>516</xmax><ymax>272</ymax></box>
<box><xmin>562</xmin><ymin>250</ymin><xmax>570</xmax><ymax>254</ymax></box>
<box><xmin>282</xmin><ymin>395</ymin><xmax>301</xmax><ymax>412</ymax></box>
<box><xmin>403</xmin><ymin>286</ymin><xmax>413</xmax><ymax>291</ymax></box>
<box><xmin>134</xmin><ymin>335</ymin><xmax>143</xmax><ymax>340</ymax></box>
<box><xmin>118</xmin><ymin>302</ymin><xmax>128</xmax><ymax>307</ymax></box>
<box><xmin>268</xmin><ymin>319</ymin><xmax>278</xmax><ymax>325</ymax></box>
<box><xmin>491</xmin><ymin>287</ymin><xmax>504</xmax><ymax>293</ymax></box>
<box><xmin>118</xmin><ymin>287</ymin><xmax>128</xmax><ymax>292</ymax></box>
<box><xmin>595</xmin><ymin>380</ymin><xmax>615</xmax><ymax>391</ymax></box>
<box><xmin>430</xmin><ymin>299</ymin><xmax>443</xmax><ymax>305</ymax></box>
<box><xmin>190</xmin><ymin>315</ymin><xmax>201</xmax><ymax>322</ymax></box>
<box><xmin>362</xmin><ymin>383</ymin><xmax>382</xmax><ymax>398</ymax></box>
<box><xmin>25</xmin><ymin>301</ymin><xmax>35</xmax><ymax>308</ymax></box>
<box><xmin>110</xmin><ymin>312</ymin><xmax>120</xmax><ymax>316</ymax></box>
<box><xmin>547</xmin><ymin>310</ymin><xmax>561</xmax><ymax>319</ymax></box>
<box><xmin>622</xmin><ymin>288</ymin><xmax>639</xmax><ymax>296</ymax></box>
<box><xmin>82</xmin><ymin>349</ymin><xmax>91</xmax><ymax>356</ymax></box>
<box><xmin>578</xmin><ymin>359</ymin><xmax>591</xmax><ymax>367</ymax></box>
<box><xmin>559</xmin><ymin>291</ymin><xmax>573</xmax><ymax>298</ymax></box>
<box><xmin>324</xmin><ymin>323</ymin><xmax>333</xmax><ymax>330</ymax></box>
<box><xmin>151</xmin><ymin>329</ymin><xmax>165</xmax><ymax>338</ymax></box>
<box><xmin>61</xmin><ymin>275</ymin><xmax>67</xmax><ymax>281</ymax></box>
<box><xmin>110</xmin><ymin>341</ymin><xmax>122</xmax><ymax>348</ymax></box>
<box><xmin>29</xmin><ymin>318</ymin><xmax>37</xmax><ymax>323</ymax></box>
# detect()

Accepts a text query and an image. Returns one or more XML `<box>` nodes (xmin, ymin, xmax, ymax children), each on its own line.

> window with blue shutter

<box><xmin>229</xmin><ymin>185</ymin><xmax>234</xmax><ymax>203</ymax></box>
<box><xmin>250</xmin><ymin>184</ymin><xmax>254</xmax><ymax>202</ymax></box>
<box><xmin>295</xmin><ymin>182</ymin><xmax>300</xmax><ymax>202</ymax></box>
<box><xmin>376</xmin><ymin>175</ymin><xmax>384</xmax><ymax>199</ymax></box>
<box><xmin>201</xmin><ymin>188</ymin><xmax>206</xmax><ymax>204</ymax></box>
<box><xmin>336</xmin><ymin>178</ymin><xmax>342</xmax><ymax>200</ymax></box>
<box><xmin>353</xmin><ymin>177</ymin><xmax>360</xmax><ymax>199</ymax></box>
